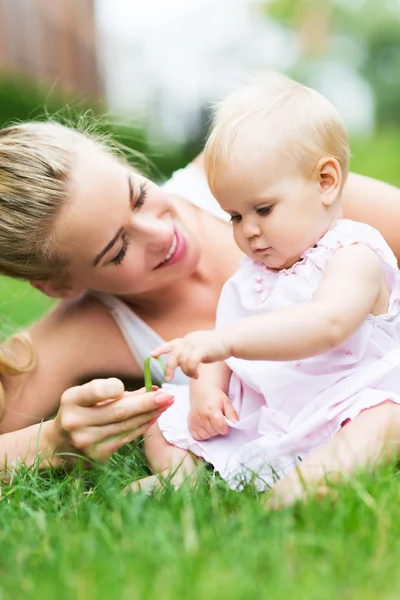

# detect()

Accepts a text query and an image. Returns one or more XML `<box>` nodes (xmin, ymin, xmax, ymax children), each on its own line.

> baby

<box><xmin>152</xmin><ymin>73</ymin><xmax>400</xmax><ymax>504</ymax></box>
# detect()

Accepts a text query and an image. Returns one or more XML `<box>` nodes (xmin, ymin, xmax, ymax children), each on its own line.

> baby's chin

<box><xmin>258</xmin><ymin>255</ymin><xmax>301</xmax><ymax>271</ymax></box>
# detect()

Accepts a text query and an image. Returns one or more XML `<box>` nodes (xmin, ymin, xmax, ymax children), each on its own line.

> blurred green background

<box><xmin>0</xmin><ymin>0</ymin><xmax>400</xmax><ymax>335</ymax></box>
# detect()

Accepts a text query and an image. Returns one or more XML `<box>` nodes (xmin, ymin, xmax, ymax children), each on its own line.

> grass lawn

<box><xmin>1</xmin><ymin>457</ymin><xmax>400</xmax><ymax>600</ymax></box>
<box><xmin>1</xmin><ymin>130</ymin><xmax>400</xmax><ymax>599</ymax></box>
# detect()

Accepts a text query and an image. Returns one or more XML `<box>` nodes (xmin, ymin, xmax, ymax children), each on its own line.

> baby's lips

<box><xmin>154</xmin><ymin>392</ymin><xmax>175</xmax><ymax>406</ymax></box>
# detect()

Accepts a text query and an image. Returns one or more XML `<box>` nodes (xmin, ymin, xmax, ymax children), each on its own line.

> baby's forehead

<box><xmin>229</xmin><ymin>129</ymin><xmax>290</xmax><ymax>170</ymax></box>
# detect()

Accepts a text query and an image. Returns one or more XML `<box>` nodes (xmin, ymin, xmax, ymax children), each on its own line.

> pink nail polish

<box><xmin>155</xmin><ymin>392</ymin><xmax>175</xmax><ymax>406</ymax></box>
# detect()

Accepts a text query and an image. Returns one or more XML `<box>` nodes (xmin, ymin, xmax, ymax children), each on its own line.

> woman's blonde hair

<box><xmin>0</xmin><ymin>120</ymin><xmax>123</xmax><ymax>419</ymax></box>
<box><xmin>205</xmin><ymin>72</ymin><xmax>350</xmax><ymax>190</ymax></box>
<box><xmin>0</xmin><ymin>332</ymin><xmax>35</xmax><ymax>418</ymax></box>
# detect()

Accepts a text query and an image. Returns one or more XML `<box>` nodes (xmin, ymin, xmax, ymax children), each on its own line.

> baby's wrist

<box><xmin>190</xmin><ymin>385</ymin><xmax>222</xmax><ymax>405</ymax></box>
<box><xmin>218</xmin><ymin>328</ymin><xmax>234</xmax><ymax>358</ymax></box>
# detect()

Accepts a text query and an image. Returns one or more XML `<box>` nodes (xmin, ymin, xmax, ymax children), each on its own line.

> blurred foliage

<box><xmin>0</xmin><ymin>75</ymin><xmax>201</xmax><ymax>182</ymax></box>
<box><xmin>263</xmin><ymin>0</ymin><xmax>400</xmax><ymax>128</ymax></box>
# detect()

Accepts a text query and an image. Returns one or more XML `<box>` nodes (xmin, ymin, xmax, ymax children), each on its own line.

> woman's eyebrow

<box><xmin>128</xmin><ymin>174</ymin><xmax>134</xmax><ymax>207</ymax></box>
<box><xmin>92</xmin><ymin>174</ymin><xmax>131</xmax><ymax>266</ymax></box>
<box><xmin>92</xmin><ymin>227</ymin><xmax>124</xmax><ymax>266</ymax></box>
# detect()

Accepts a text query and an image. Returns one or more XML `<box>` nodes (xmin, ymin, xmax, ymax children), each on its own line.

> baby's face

<box><xmin>212</xmin><ymin>145</ymin><xmax>336</xmax><ymax>270</ymax></box>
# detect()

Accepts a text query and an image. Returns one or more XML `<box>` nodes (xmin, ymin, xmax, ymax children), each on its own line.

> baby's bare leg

<box><xmin>126</xmin><ymin>423</ymin><xmax>200</xmax><ymax>494</ymax></box>
<box><xmin>267</xmin><ymin>400</ymin><xmax>400</xmax><ymax>508</ymax></box>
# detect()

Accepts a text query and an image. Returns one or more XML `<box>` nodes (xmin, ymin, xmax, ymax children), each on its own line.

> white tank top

<box><xmin>91</xmin><ymin>164</ymin><xmax>229</xmax><ymax>385</ymax></box>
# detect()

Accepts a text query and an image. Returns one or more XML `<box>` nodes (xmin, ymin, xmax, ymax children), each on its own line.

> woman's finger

<box><xmin>87</xmin><ymin>422</ymin><xmax>153</xmax><ymax>462</ymax></box>
<box><xmin>61</xmin><ymin>378</ymin><xmax>125</xmax><ymax>407</ymax></box>
<box><xmin>70</xmin><ymin>408</ymin><xmax>162</xmax><ymax>450</ymax></box>
<box><xmin>80</xmin><ymin>392</ymin><xmax>174</xmax><ymax>427</ymax></box>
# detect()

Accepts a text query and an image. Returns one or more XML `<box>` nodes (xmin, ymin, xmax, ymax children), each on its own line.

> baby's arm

<box><xmin>153</xmin><ymin>244</ymin><xmax>383</xmax><ymax>376</ymax></box>
<box><xmin>189</xmin><ymin>362</ymin><xmax>237</xmax><ymax>440</ymax></box>
<box><xmin>223</xmin><ymin>243</ymin><xmax>383</xmax><ymax>361</ymax></box>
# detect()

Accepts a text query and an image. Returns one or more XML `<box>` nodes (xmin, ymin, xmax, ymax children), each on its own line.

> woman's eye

<box><xmin>135</xmin><ymin>184</ymin><xmax>148</xmax><ymax>208</ymax></box>
<box><xmin>111</xmin><ymin>236</ymin><xmax>129</xmax><ymax>265</ymax></box>
<box><xmin>230</xmin><ymin>214</ymin><xmax>242</xmax><ymax>223</ymax></box>
<box><xmin>256</xmin><ymin>206</ymin><xmax>272</xmax><ymax>216</ymax></box>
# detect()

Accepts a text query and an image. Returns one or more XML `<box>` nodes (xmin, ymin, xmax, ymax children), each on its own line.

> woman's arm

<box><xmin>0</xmin><ymin>420</ymin><xmax>63</xmax><ymax>471</ymax></box>
<box><xmin>0</xmin><ymin>295</ymin><xmax>169</xmax><ymax>471</ymax></box>
<box><xmin>337</xmin><ymin>172</ymin><xmax>400</xmax><ymax>261</ymax></box>
<box><xmin>1</xmin><ymin>294</ymin><xmax>141</xmax><ymax>432</ymax></box>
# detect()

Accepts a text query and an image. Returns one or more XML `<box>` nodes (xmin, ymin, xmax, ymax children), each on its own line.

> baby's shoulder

<box><xmin>315</xmin><ymin>219</ymin><xmax>398</xmax><ymax>269</ymax></box>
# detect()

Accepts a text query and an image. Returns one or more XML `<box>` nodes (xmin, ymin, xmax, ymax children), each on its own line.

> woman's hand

<box><xmin>51</xmin><ymin>378</ymin><xmax>174</xmax><ymax>464</ymax></box>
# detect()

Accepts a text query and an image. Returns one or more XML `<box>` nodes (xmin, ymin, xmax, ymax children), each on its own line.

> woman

<box><xmin>1</xmin><ymin>121</ymin><xmax>400</xmax><ymax>478</ymax></box>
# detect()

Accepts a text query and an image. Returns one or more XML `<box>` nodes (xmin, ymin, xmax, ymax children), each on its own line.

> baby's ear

<box><xmin>316</xmin><ymin>157</ymin><xmax>342</xmax><ymax>205</ymax></box>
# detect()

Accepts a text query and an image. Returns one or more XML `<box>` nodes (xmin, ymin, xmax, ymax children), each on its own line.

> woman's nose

<box><xmin>130</xmin><ymin>213</ymin><xmax>171</xmax><ymax>247</ymax></box>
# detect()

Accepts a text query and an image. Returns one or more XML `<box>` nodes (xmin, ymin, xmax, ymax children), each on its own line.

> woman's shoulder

<box><xmin>29</xmin><ymin>294</ymin><xmax>142</xmax><ymax>378</ymax></box>
<box><xmin>162</xmin><ymin>163</ymin><xmax>230</xmax><ymax>223</ymax></box>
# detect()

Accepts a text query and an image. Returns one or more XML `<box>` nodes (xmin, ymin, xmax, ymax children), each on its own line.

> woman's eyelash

<box><xmin>230</xmin><ymin>214</ymin><xmax>242</xmax><ymax>223</ymax></box>
<box><xmin>110</xmin><ymin>182</ymin><xmax>147</xmax><ymax>266</ymax></box>
<box><xmin>136</xmin><ymin>183</ymin><xmax>148</xmax><ymax>208</ymax></box>
<box><xmin>111</xmin><ymin>235</ymin><xmax>130</xmax><ymax>265</ymax></box>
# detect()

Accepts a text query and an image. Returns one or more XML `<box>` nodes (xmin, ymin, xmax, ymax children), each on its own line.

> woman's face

<box><xmin>53</xmin><ymin>143</ymin><xmax>201</xmax><ymax>298</ymax></box>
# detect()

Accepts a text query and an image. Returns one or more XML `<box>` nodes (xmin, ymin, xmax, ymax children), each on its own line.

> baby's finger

<box><xmin>223</xmin><ymin>398</ymin><xmax>239</xmax><ymax>424</ymax></box>
<box><xmin>151</xmin><ymin>343</ymin><xmax>172</xmax><ymax>358</ymax></box>
<box><xmin>181</xmin><ymin>353</ymin><xmax>202</xmax><ymax>378</ymax></box>
<box><xmin>205</xmin><ymin>417</ymin><xmax>223</xmax><ymax>438</ymax></box>
<box><xmin>191</xmin><ymin>425</ymin><xmax>214</xmax><ymax>441</ymax></box>
<box><xmin>164</xmin><ymin>352</ymin><xmax>180</xmax><ymax>382</ymax></box>
<box><xmin>212</xmin><ymin>415</ymin><xmax>230</xmax><ymax>436</ymax></box>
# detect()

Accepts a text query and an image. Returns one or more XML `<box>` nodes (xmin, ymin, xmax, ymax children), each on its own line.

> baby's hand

<box><xmin>189</xmin><ymin>388</ymin><xmax>238</xmax><ymax>441</ymax></box>
<box><xmin>151</xmin><ymin>330</ymin><xmax>231</xmax><ymax>382</ymax></box>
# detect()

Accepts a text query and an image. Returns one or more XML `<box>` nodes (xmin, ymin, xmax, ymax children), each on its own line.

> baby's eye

<box><xmin>256</xmin><ymin>206</ymin><xmax>272</xmax><ymax>216</ymax></box>
<box><xmin>230</xmin><ymin>214</ymin><xmax>242</xmax><ymax>223</ymax></box>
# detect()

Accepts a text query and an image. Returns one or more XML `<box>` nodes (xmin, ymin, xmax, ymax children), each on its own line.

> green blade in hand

<box><xmin>144</xmin><ymin>356</ymin><xmax>166</xmax><ymax>392</ymax></box>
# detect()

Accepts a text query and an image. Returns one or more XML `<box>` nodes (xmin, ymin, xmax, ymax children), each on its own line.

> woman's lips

<box><xmin>155</xmin><ymin>227</ymin><xmax>186</xmax><ymax>269</ymax></box>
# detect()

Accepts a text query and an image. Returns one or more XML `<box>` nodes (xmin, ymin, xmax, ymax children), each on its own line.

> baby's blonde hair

<box><xmin>205</xmin><ymin>72</ymin><xmax>350</xmax><ymax>190</ymax></box>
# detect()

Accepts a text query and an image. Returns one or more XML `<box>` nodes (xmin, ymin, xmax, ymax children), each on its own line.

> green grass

<box><xmin>1</xmin><ymin>129</ymin><xmax>400</xmax><ymax>599</ymax></box>
<box><xmin>0</xmin><ymin>277</ymin><xmax>53</xmax><ymax>335</ymax></box>
<box><xmin>1</xmin><ymin>456</ymin><xmax>400</xmax><ymax>600</ymax></box>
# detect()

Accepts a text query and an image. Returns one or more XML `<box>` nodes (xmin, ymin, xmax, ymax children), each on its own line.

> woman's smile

<box><xmin>154</xmin><ymin>226</ymin><xmax>187</xmax><ymax>269</ymax></box>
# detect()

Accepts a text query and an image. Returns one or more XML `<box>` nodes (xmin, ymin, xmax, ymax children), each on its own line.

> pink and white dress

<box><xmin>158</xmin><ymin>219</ymin><xmax>400</xmax><ymax>491</ymax></box>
